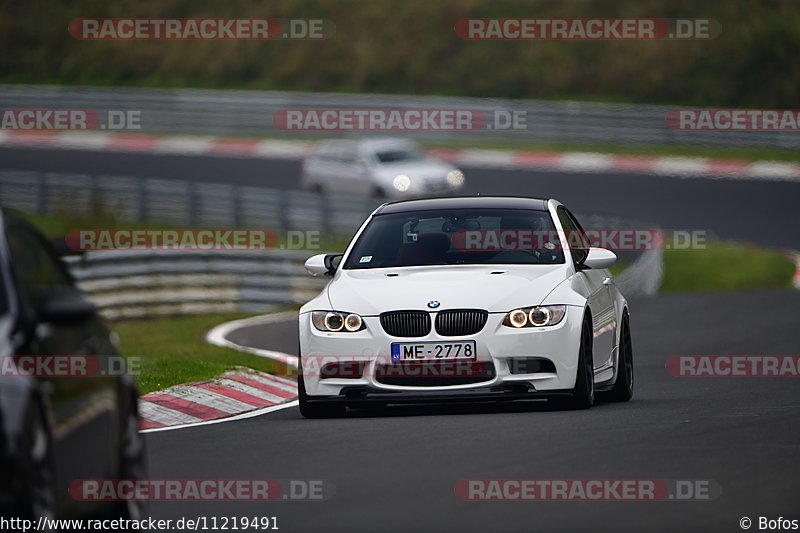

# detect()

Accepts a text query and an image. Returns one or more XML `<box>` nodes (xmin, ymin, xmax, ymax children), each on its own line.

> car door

<box><xmin>4</xmin><ymin>215</ymin><xmax>119</xmax><ymax>517</ymax></box>
<box><xmin>304</xmin><ymin>142</ymin><xmax>339</xmax><ymax>192</ymax></box>
<box><xmin>556</xmin><ymin>207</ymin><xmax>616</xmax><ymax>374</ymax></box>
<box><xmin>336</xmin><ymin>145</ymin><xmax>372</xmax><ymax>195</ymax></box>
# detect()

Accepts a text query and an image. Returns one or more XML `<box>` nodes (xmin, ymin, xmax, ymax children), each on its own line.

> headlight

<box><xmin>393</xmin><ymin>174</ymin><xmax>411</xmax><ymax>192</ymax></box>
<box><xmin>507</xmin><ymin>309</ymin><xmax>528</xmax><ymax>328</ymax></box>
<box><xmin>312</xmin><ymin>311</ymin><xmax>366</xmax><ymax>332</ymax></box>
<box><xmin>502</xmin><ymin>305</ymin><xmax>566</xmax><ymax>328</ymax></box>
<box><xmin>446</xmin><ymin>169</ymin><xmax>465</xmax><ymax>187</ymax></box>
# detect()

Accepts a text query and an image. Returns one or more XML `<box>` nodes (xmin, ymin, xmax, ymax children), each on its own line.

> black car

<box><xmin>0</xmin><ymin>209</ymin><xmax>145</xmax><ymax>521</ymax></box>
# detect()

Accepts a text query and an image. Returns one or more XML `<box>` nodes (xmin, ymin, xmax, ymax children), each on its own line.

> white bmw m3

<box><xmin>298</xmin><ymin>196</ymin><xmax>633</xmax><ymax>418</ymax></box>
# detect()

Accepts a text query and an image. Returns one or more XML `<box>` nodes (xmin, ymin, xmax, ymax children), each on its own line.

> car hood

<box><xmin>326</xmin><ymin>264</ymin><xmax>568</xmax><ymax>315</ymax></box>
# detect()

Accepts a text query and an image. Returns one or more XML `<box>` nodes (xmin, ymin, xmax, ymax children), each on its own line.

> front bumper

<box><xmin>299</xmin><ymin>305</ymin><xmax>584</xmax><ymax>398</ymax></box>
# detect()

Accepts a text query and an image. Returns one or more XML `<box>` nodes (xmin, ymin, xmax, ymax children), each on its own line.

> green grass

<box><xmin>112</xmin><ymin>313</ymin><xmax>294</xmax><ymax>394</ymax></box>
<box><xmin>608</xmin><ymin>262</ymin><xmax>627</xmax><ymax>278</ymax></box>
<box><xmin>661</xmin><ymin>242</ymin><xmax>795</xmax><ymax>293</ymax></box>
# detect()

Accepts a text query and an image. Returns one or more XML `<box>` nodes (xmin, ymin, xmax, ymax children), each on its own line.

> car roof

<box><xmin>314</xmin><ymin>137</ymin><xmax>415</xmax><ymax>151</ymax></box>
<box><xmin>357</xmin><ymin>137</ymin><xmax>416</xmax><ymax>150</ymax></box>
<box><xmin>375</xmin><ymin>196</ymin><xmax>551</xmax><ymax>214</ymax></box>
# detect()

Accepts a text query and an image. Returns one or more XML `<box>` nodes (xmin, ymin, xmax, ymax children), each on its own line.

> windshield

<box><xmin>375</xmin><ymin>147</ymin><xmax>425</xmax><ymax>163</ymax></box>
<box><xmin>343</xmin><ymin>208</ymin><xmax>565</xmax><ymax>269</ymax></box>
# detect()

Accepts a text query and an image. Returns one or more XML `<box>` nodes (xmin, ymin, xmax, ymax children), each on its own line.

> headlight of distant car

<box><xmin>502</xmin><ymin>305</ymin><xmax>567</xmax><ymax>328</ymax></box>
<box><xmin>312</xmin><ymin>311</ymin><xmax>366</xmax><ymax>332</ymax></box>
<box><xmin>393</xmin><ymin>174</ymin><xmax>412</xmax><ymax>192</ymax></box>
<box><xmin>446</xmin><ymin>169</ymin><xmax>465</xmax><ymax>187</ymax></box>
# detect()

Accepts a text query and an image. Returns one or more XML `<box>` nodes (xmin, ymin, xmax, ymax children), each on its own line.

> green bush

<box><xmin>2</xmin><ymin>0</ymin><xmax>798</xmax><ymax>106</ymax></box>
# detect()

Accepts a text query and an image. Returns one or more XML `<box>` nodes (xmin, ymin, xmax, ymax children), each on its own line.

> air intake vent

<box><xmin>380</xmin><ymin>310</ymin><xmax>431</xmax><ymax>337</ymax></box>
<box><xmin>435</xmin><ymin>309</ymin><xmax>488</xmax><ymax>336</ymax></box>
<box><xmin>375</xmin><ymin>361</ymin><xmax>496</xmax><ymax>387</ymax></box>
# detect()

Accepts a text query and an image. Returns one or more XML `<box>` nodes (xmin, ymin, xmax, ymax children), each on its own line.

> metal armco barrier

<box><xmin>1</xmin><ymin>84</ymin><xmax>796</xmax><ymax>148</ymax></box>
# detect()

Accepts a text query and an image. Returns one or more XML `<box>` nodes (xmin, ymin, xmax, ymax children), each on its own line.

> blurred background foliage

<box><xmin>0</xmin><ymin>0</ymin><xmax>797</xmax><ymax>105</ymax></box>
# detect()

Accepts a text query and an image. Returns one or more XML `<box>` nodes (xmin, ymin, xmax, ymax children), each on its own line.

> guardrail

<box><xmin>63</xmin><ymin>249</ymin><xmax>327</xmax><ymax>320</ymax></box>
<box><xmin>1</xmin><ymin>84</ymin><xmax>796</xmax><ymax>149</ymax></box>
<box><xmin>0</xmin><ymin>169</ymin><xmax>377</xmax><ymax>238</ymax></box>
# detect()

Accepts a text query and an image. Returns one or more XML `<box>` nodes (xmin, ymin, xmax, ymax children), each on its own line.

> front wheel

<box><xmin>600</xmin><ymin>311</ymin><xmax>634</xmax><ymax>402</ymax></box>
<box><xmin>551</xmin><ymin>317</ymin><xmax>594</xmax><ymax>410</ymax></box>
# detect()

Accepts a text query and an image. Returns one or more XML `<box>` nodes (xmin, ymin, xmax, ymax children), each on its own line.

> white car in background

<box><xmin>300</xmin><ymin>138</ymin><xmax>465</xmax><ymax>198</ymax></box>
<box><xmin>298</xmin><ymin>196</ymin><xmax>634</xmax><ymax>418</ymax></box>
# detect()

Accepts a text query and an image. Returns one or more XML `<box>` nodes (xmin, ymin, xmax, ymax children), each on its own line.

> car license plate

<box><xmin>391</xmin><ymin>341</ymin><xmax>476</xmax><ymax>362</ymax></box>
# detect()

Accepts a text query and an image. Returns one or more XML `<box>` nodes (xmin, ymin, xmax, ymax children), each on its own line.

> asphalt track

<box><xmin>144</xmin><ymin>289</ymin><xmax>800</xmax><ymax>533</ymax></box>
<box><xmin>1</xmin><ymin>146</ymin><xmax>799</xmax><ymax>248</ymax></box>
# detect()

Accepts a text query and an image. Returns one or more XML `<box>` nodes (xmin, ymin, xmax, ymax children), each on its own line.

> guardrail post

<box><xmin>278</xmin><ymin>189</ymin><xmax>290</xmax><ymax>235</ymax></box>
<box><xmin>88</xmin><ymin>174</ymin><xmax>101</xmax><ymax>216</ymax></box>
<box><xmin>188</xmin><ymin>181</ymin><xmax>199</xmax><ymax>226</ymax></box>
<box><xmin>319</xmin><ymin>190</ymin><xmax>331</xmax><ymax>240</ymax></box>
<box><xmin>137</xmin><ymin>178</ymin><xmax>147</xmax><ymax>222</ymax></box>
<box><xmin>233</xmin><ymin>185</ymin><xmax>243</xmax><ymax>227</ymax></box>
<box><xmin>36</xmin><ymin>172</ymin><xmax>47</xmax><ymax>214</ymax></box>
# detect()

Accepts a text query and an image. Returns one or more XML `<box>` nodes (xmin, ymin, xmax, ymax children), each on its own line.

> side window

<box><xmin>315</xmin><ymin>148</ymin><xmax>338</xmax><ymax>162</ymax></box>
<box><xmin>5</xmin><ymin>217</ymin><xmax>73</xmax><ymax>311</ymax></box>
<box><xmin>557</xmin><ymin>206</ymin><xmax>589</xmax><ymax>266</ymax></box>
<box><xmin>337</xmin><ymin>151</ymin><xmax>358</xmax><ymax>165</ymax></box>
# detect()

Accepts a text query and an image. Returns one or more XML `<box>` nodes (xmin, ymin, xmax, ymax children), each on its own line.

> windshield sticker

<box><xmin>359</xmin><ymin>255</ymin><xmax>373</xmax><ymax>263</ymax></box>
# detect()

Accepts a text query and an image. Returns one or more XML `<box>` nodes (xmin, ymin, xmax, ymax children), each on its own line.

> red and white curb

<box><xmin>139</xmin><ymin>368</ymin><xmax>297</xmax><ymax>431</ymax></box>
<box><xmin>2</xmin><ymin>130</ymin><xmax>799</xmax><ymax>181</ymax></box>
<box><xmin>138</xmin><ymin>312</ymin><xmax>299</xmax><ymax>433</ymax></box>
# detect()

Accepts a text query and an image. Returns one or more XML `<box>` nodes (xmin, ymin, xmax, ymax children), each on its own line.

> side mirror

<box><xmin>305</xmin><ymin>253</ymin><xmax>343</xmax><ymax>277</ymax></box>
<box><xmin>581</xmin><ymin>247</ymin><xmax>617</xmax><ymax>270</ymax></box>
<box><xmin>38</xmin><ymin>288</ymin><xmax>97</xmax><ymax>323</ymax></box>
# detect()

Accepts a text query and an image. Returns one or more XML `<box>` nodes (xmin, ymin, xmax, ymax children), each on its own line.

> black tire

<box><xmin>551</xmin><ymin>316</ymin><xmax>594</xmax><ymax>410</ymax></box>
<box><xmin>600</xmin><ymin>311</ymin><xmax>634</xmax><ymax>402</ymax></box>
<box><xmin>115</xmin><ymin>388</ymin><xmax>148</xmax><ymax>522</ymax></box>
<box><xmin>18</xmin><ymin>397</ymin><xmax>56</xmax><ymax>521</ymax></box>
<box><xmin>298</xmin><ymin>357</ymin><xmax>346</xmax><ymax>419</ymax></box>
